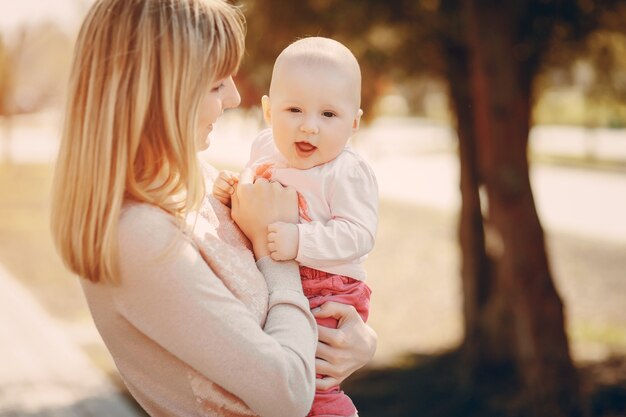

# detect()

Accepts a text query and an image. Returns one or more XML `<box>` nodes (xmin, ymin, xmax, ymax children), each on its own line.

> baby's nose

<box><xmin>300</xmin><ymin>117</ymin><xmax>319</xmax><ymax>135</ymax></box>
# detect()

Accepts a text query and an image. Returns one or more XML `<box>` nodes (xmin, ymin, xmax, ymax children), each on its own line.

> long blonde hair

<box><xmin>51</xmin><ymin>0</ymin><xmax>245</xmax><ymax>284</ymax></box>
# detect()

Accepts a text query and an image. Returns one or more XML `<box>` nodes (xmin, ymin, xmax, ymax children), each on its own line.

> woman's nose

<box><xmin>223</xmin><ymin>77</ymin><xmax>241</xmax><ymax>109</ymax></box>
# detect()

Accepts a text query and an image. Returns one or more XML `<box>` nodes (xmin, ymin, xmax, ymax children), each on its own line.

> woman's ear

<box><xmin>352</xmin><ymin>109</ymin><xmax>363</xmax><ymax>132</ymax></box>
<box><xmin>261</xmin><ymin>95</ymin><xmax>272</xmax><ymax>126</ymax></box>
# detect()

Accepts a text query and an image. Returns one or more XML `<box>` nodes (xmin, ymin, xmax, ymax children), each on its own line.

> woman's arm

<box><xmin>114</xmin><ymin>202</ymin><xmax>315</xmax><ymax>417</ymax></box>
<box><xmin>312</xmin><ymin>301</ymin><xmax>377</xmax><ymax>390</ymax></box>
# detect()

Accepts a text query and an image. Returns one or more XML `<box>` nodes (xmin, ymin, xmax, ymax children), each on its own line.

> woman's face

<box><xmin>196</xmin><ymin>75</ymin><xmax>241</xmax><ymax>151</ymax></box>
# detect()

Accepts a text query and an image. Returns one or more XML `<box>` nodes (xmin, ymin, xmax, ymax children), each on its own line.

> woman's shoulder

<box><xmin>120</xmin><ymin>202</ymin><xmax>177</xmax><ymax>230</ymax></box>
<box><xmin>118</xmin><ymin>202</ymin><xmax>185</xmax><ymax>256</ymax></box>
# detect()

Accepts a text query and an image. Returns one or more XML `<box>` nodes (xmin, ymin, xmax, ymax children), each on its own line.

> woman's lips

<box><xmin>295</xmin><ymin>141</ymin><xmax>317</xmax><ymax>157</ymax></box>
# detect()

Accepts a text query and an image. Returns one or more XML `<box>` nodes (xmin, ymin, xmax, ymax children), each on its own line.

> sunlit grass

<box><xmin>572</xmin><ymin>322</ymin><xmax>626</xmax><ymax>354</ymax></box>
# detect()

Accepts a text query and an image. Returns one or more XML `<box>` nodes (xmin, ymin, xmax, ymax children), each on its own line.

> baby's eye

<box><xmin>322</xmin><ymin>111</ymin><xmax>336</xmax><ymax>118</ymax></box>
<box><xmin>288</xmin><ymin>107</ymin><xmax>302</xmax><ymax>113</ymax></box>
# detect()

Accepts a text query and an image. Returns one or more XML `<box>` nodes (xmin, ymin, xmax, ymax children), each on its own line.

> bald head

<box><xmin>269</xmin><ymin>37</ymin><xmax>362</xmax><ymax>108</ymax></box>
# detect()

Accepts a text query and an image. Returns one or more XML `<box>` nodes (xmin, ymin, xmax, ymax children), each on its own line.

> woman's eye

<box><xmin>211</xmin><ymin>83</ymin><xmax>224</xmax><ymax>92</ymax></box>
<box><xmin>322</xmin><ymin>111</ymin><xmax>336</xmax><ymax>118</ymax></box>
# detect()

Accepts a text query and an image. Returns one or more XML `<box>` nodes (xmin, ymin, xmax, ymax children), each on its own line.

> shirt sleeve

<box><xmin>295</xmin><ymin>155</ymin><xmax>379</xmax><ymax>267</ymax></box>
<box><xmin>245</xmin><ymin>128</ymin><xmax>275</xmax><ymax>169</ymax></box>
<box><xmin>113</xmin><ymin>206</ymin><xmax>317</xmax><ymax>417</ymax></box>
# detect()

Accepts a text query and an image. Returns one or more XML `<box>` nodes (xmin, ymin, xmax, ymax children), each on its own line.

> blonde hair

<box><xmin>51</xmin><ymin>0</ymin><xmax>245</xmax><ymax>284</ymax></box>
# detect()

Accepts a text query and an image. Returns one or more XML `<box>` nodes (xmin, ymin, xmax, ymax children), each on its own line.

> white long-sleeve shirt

<box><xmin>247</xmin><ymin>128</ymin><xmax>379</xmax><ymax>281</ymax></box>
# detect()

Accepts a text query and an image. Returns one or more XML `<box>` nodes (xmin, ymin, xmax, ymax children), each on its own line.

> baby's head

<box><xmin>262</xmin><ymin>37</ymin><xmax>363</xmax><ymax>170</ymax></box>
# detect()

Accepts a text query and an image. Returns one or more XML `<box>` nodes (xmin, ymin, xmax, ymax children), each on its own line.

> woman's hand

<box><xmin>231</xmin><ymin>168</ymin><xmax>298</xmax><ymax>259</ymax></box>
<box><xmin>313</xmin><ymin>301</ymin><xmax>377</xmax><ymax>390</ymax></box>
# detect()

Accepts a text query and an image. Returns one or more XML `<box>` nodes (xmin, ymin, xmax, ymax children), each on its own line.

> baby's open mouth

<box><xmin>295</xmin><ymin>142</ymin><xmax>317</xmax><ymax>156</ymax></box>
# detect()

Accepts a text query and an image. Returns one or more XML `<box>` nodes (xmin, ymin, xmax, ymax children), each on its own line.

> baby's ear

<box><xmin>261</xmin><ymin>95</ymin><xmax>272</xmax><ymax>126</ymax></box>
<box><xmin>352</xmin><ymin>109</ymin><xmax>363</xmax><ymax>132</ymax></box>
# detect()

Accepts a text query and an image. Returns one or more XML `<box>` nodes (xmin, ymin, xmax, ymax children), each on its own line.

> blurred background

<box><xmin>0</xmin><ymin>0</ymin><xmax>625</xmax><ymax>416</ymax></box>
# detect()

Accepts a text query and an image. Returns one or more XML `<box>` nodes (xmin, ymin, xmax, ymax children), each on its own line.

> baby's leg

<box><xmin>300</xmin><ymin>267</ymin><xmax>371</xmax><ymax>417</ymax></box>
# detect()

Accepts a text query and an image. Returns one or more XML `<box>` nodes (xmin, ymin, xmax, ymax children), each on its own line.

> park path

<box><xmin>0</xmin><ymin>263</ymin><xmax>142</xmax><ymax>417</ymax></box>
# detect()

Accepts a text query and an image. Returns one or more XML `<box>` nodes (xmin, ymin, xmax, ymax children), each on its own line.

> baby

<box><xmin>214</xmin><ymin>36</ymin><xmax>378</xmax><ymax>417</ymax></box>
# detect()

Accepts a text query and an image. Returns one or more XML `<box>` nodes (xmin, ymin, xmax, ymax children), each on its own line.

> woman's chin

<box><xmin>197</xmin><ymin>135</ymin><xmax>211</xmax><ymax>152</ymax></box>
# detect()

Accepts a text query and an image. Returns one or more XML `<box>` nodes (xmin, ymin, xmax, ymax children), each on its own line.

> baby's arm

<box><xmin>297</xmin><ymin>159</ymin><xmax>378</xmax><ymax>267</ymax></box>
<box><xmin>267</xmin><ymin>222</ymin><xmax>299</xmax><ymax>261</ymax></box>
<box><xmin>212</xmin><ymin>170</ymin><xmax>239</xmax><ymax>206</ymax></box>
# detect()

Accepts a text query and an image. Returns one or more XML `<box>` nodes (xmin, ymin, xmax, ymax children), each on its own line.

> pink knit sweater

<box><xmin>81</xmin><ymin>163</ymin><xmax>317</xmax><ymax>417</ymax></box>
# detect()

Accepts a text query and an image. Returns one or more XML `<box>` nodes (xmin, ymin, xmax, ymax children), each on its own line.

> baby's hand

<box><xmin>213</xmin><ymin>170</ymin><xmax>239</xmax><ymax>206</ymax></box>
<box><xmin>267</xmin><ymin>222</ymin><xmax>299</xmax><ymax>261</ymax></box>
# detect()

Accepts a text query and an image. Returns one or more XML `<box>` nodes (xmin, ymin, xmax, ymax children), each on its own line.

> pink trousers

<box><xmin>300</xmin><ymin>266</ymin><xmax>371</xmax><ymax>417</ymax></box>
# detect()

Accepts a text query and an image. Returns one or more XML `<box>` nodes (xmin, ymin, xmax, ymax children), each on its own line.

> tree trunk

<box><xmin>443</xmin><ymin>1</ymin><xmax>584</xmax><ymax>415</ymax></box>
<box><xmin>444</xmin><ymin>39</ymin><xmax>518</xmax><ymax>381</ymax></box>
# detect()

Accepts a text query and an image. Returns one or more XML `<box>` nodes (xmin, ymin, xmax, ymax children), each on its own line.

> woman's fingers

<box><xmin>314</xmin><ymin>301</ymin><xmax>360</xmax><ymax>331</ymax></box>
<box><xmin>315</xmin><ymin>373</ymin><xmax>340</xmax><ymax>391</ymax></box>
<box><xmin>315</xmin><ymin>346</ymin><xmax>344</xmax><ymax>389</ymax></box>
<box><xmin>316</xmin><ymin>323</ymin><xmax>347</xmax><ymax>347</ymax></box>
<box><xmin>315</xmin><ymin>341</ymin><xmax>341</xmax><ymax>373</ymax></box>
<box><xmin>313</xmin><ymin>301</ymin><xmax>378</xmax><ymax>385</ymax></box>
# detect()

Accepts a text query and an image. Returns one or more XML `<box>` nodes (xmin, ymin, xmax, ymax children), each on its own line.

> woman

<box><xmin>50</xmin><ymin>1</ymin><xmax>375</xmax><ymax>416</ymax></box>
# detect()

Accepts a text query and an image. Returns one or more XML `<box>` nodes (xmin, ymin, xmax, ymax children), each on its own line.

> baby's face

<box><xmin>265</xmin><ymin>60</ymin><xmax>362</xmax><ymax>170</ymax></box>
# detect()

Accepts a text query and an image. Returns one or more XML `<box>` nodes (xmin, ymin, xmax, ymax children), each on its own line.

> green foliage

<box><xmin>237</xmin><ymin>0</ymin><xmax>442</xmax><ymax>118</ymax></box>
<box><xmin>534</xmin><ymin>26</ymin><xmax>626</xmax><ymax>127</ymax></box>
<box><xmin>238</xmin><ymin>0</ymin><xmax>626</xmax><ymax>126</ymax></box>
